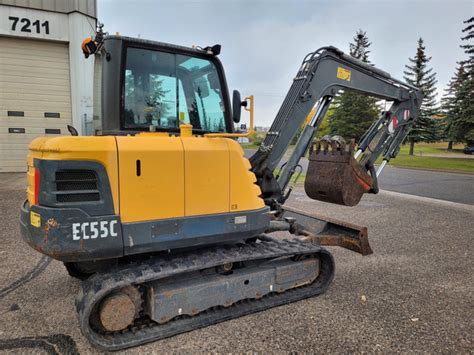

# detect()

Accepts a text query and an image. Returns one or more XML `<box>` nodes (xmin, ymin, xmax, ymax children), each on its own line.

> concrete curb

<box><xmin>378</xmin><ymin>189</ymin><xmax>474</xmax><ymax>212</ymax></box>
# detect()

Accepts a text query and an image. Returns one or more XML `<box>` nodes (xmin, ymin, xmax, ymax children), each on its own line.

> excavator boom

<box><xmin>250</xmin><ymin>46</ymin><xmax>422</xmax><ymax>207</ymax></box>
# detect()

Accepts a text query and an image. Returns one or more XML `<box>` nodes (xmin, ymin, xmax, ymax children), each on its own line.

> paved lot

<box><xmin>0</xmin><ymin>180</ymin><xmax>472</xmax><ymax>353</ymax></box>
<box><xmin>378</xmin><ymin>166</ymin><xmax>474</xmax><ymax>205</ymax></box>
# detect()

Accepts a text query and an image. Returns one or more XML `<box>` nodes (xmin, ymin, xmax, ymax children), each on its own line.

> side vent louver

<box><xmin>55</xmin><ymin>170</ymin><xmax>100</xmax><ymax>202</ymax></box>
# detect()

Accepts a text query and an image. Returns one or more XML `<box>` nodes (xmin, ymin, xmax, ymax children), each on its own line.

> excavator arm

<box><xmin>250</xmin><ymin>46</ymin><xmax>423</xmax><ymax>208</ymax></box>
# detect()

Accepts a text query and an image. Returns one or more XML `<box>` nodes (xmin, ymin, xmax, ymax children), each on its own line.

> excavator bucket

<box><xmin>305</xmin><ymin>138</ymin><xmax>373</xmax><ymax>206</ymax></box>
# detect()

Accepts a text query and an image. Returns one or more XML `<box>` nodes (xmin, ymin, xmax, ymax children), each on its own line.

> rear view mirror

<box><xmin>233</xmin><ymin>90</ymin><xmax>242</xmax><ymax>123</ymax></box>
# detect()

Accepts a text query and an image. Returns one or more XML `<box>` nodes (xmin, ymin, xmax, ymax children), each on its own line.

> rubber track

<box><xmin>76</xmin><ymin>237</ymin><xmax>335</xmax><ymax>351</ymax></box>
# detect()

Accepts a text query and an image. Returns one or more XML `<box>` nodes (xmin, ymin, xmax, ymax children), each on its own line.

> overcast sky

<box><xmin>98</xmin><ymin>0</ymin><xmax>473</xmax><ymax>127</ymax></box>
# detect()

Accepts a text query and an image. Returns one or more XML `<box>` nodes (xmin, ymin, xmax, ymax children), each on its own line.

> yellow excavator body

<box><xmin>27</xmin><ymin>134</ymin><xmax>264</xmax><ymax>223</ymax></box>
<box><xmin>27</xmin><ymin>136</ymin><xmax>121</xmax><ymax>211</ymax></box>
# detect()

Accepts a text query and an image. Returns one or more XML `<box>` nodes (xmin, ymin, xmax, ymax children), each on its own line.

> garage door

<box><xmin>0</xmin><ymin>37</ymin><xmax>72</xmax><ymax>172</ymax></box>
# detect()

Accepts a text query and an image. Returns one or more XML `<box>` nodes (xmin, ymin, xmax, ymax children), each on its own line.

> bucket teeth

<box><xmin>319</xmin><ymin>134</ymin><xmax>331</xmax><ymax>153</ymax></box>
<box><xmin>348</xmin><ymin>139</ymin><xmax>355</xmax><ymax>153</ymax></box>
<box><xmin>323</xmin><ymin>140</ymin><xmax>329</xmax><ymax>152</ymax></box>
<box><xmin>316</xmin><ymin>140</ymin><xmax>322</xmax><ymax>153</ymax></box>
<box><xmin>314</xmin><ymin>135</ymin><xmax>352</xmax><ymax>155</ymax></box>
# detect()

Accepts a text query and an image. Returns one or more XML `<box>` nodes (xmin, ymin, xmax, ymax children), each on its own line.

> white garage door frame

<box><xmin>0</xmin><ymin>36</ymin><xmax>72</xmax><ymax>172</ymax></box>
<box><xmin>0</xmin><ymin>5</ymin><xmax>96</xmax><ymax>173</ymax></box>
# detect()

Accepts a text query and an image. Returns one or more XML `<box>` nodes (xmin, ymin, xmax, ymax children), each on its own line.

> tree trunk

<box><xmin>409</xmin><ymin>140</ymin><xmax>415</xmax><ymax>156</ymax></box>
<box><xmin>447</xmin><ymin>141</ymin><xmax>453</xmax><ymax>151</ymax></box>
<box><xmin>308</xmin><ymin>142</ymin><xmax>314</xmax><ymax>157</ymax></box>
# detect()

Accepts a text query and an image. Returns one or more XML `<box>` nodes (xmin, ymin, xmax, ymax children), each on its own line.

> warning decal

<box><xmin>337</xmin><ymin>67</ymin><xmax>352</xmax><ymax>81</ymax></box>
<box><xmin>30</xmin><ymin>211</ymin><xmax>41</xmax><ymax>228</ymax></box>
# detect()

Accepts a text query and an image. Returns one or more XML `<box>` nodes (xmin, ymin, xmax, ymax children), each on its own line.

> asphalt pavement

<box><xmin>245</xmin><ymin>149</ymin><xmax>474</xmax><ymax>205</ymax></box>
<box><xmin>377</xmin><ymin>166</ymin><xmax>474</xmax><ymax>205</ymax></box>
<box><xmin>0</xmin><ymin>179</ymin><xmax>472</xmax><ymax>353</ymax></box>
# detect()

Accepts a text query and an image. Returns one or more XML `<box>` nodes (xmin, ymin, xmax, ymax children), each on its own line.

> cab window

<box><xmin>123</xmin><ymin>47</ymin><xmax>227</xmax><ymax>133</ymax></box>
<box><xmin>177</xmin><ymin>55</ymin><xmax>226</xmax><ymax>132</ymax></box>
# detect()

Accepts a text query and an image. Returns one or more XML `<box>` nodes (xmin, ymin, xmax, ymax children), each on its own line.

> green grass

<box><xmin>378</xmin><ymin>148</ymin><xmax>473</xmax><ymax>173</ymax></box>
<box><xmin>240</xmin><ymin>143</ymin><xmax>260</xmax><ymax>150</ymax></box>
<box><xmin>285</xmin><ymin>157</ymin><xmax>473</xmax><ymax>183</ymax></box>
<box><xmin>398</xmin><ymin>144</ymin><xmax>464</xmax><ymax>156</ymax></box>
<box><xmin>380</xmin><ymin>155</ymin><xmax>473</xmax><ymax>172</ymax></box>
<box><xmin>379</xmin><ymin>143</ymin><xmax>473</xmax><ymax>173</ymax></box>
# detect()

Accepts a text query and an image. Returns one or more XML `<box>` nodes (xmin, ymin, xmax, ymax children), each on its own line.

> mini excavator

<box><xmin>20</xmin><ymin>26</ymin><xmax>422</xmax><ymax>350</ymax></box>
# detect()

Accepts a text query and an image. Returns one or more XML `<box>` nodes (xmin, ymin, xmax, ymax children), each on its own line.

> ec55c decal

<box><xmin>72</xmin><ymin>220</ymin><xmax>118</xmax><ymax>241</ymax></box>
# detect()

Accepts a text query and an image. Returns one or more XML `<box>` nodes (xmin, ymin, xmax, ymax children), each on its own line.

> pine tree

<box><xmin>454</xmin><ymin>17</ymin><xmax>474</xmax><ymax>146</ymax></box>
<box><xmin>460</xmin><ymin>17</ymin><xmax>474</xmax><ymax>70</ymax></box>
<box><xmin>124</xmin><ymin>73</ymin><xmax>169</xmax><ymax>126</ymax></box>
<box><xmin>403</xmin><ymin>38</ymin><xmax>439</xmax><ymax>155</ymax></box>
<box><xmin>349</xmin><ymin>29</ymin><xmax>371</xmax><ymax>62</ymax></box>
<box><xmin>329</xmin><ymin>30</ymin><xmax>379</xmax><ymax>141</ymax></box>
<box><xmin>441</xmin><ymin>64</ymin><xmax>466</xmax><ymax>149</ymax></box>
<box><xmin>146</xmin><ymin>77</ymin><xmax>170</xmax><ymax>123</ymax></box>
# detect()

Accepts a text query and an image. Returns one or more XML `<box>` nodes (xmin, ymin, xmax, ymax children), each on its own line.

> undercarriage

<box><xmin>76</xmin><ymin>236</ymin><xmax>334</xmax><ymax>350</ymax></box>
<box><xmin>71</xmin><ymin>205</ymin><xmax>372</xmax><ymax>351</ymax></box>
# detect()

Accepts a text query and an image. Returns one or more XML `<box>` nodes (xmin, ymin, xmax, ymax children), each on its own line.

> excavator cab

<box><xmin>87</xmin><ymin>34</ymin><xmax>237</xmax><ymax>136</ymax></box>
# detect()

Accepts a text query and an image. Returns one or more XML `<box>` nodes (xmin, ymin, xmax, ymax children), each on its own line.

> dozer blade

<box><xmin>305</xmin><ymin>139</ymin><xmax>373</xmax><ymax>206</ymax></box>
<box><xmin>282</xmin><ymin>206</ymin><xmax>373</xmax><ymax>256</ymax></box>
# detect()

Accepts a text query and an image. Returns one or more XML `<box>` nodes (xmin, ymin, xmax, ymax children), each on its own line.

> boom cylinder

<box><xmin>277</xmin><ymin>96</ymin><xmax>332</xmax><ymax>193</ymax></box>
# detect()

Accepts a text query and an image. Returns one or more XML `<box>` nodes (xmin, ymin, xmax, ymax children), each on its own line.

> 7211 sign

<box><xmin>9</xmin><ymin>16</ymin><xmax>49</xmax><ymax>35</ymax></box>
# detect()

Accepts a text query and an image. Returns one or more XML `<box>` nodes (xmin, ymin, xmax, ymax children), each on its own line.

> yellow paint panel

<box><xmin>227</xmin><ymin>140</ymin><xmax>264</xmax><ymax>212</ymax></box>
<box><xmin>182</xmin><ymin>137</ymin><xmax>229</xmax><ymax>216</ymax></box>
<box><xmin>117</xmin><ymin>136</ymin><xmax>185</xmax><ymax>222</ymax></box>
<box><xmin>28</xmin><ymin>136</ymin><xmax>119</xmax><ymax>213</ymax></box>
<box><xmin>26</xmin><ymin>134</ymin><xmax>264</xmax><ymax>224</ymax></box>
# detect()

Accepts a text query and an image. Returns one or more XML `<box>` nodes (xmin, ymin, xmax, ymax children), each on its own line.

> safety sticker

<box><xmin>234</xmin><ymin>216</ymin><xmax>247</xmax><ymax>224</ymax></box>
<box><xmin>403</xmin><ymin>109</ymin><xmax>410</xmax><ymax>120</ymax></box>
<box><xmin>30</xmin><ymin>211</ymin><xmax>41</xmax><ymax>228</ymax></box>
<box><xmin>337</xmin><ymin>67</ymin><xmax>351</xmax><ymax>81</ymax></box>
<box><xmin>388</xmin><ymin>115</ymin><xmax>398</xmax><ymax>133</ymax></box>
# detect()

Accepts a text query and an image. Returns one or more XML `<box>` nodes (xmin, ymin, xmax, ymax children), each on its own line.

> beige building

<box><xmin>0</xmin><ymin>0</ymin><xmax>96</xmax><ymax>172</ymax></box>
